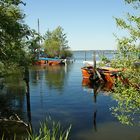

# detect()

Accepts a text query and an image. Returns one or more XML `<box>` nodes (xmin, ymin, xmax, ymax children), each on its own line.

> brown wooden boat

<box><xmin>81</xmin><ymin>66</ymin><xmax>123</xmax><ymax>83</ymax></box>
<box><xmin>35</xmin><ymin>59</ymin><xmax>65</xmax><ymax>66</ymax></box>
<box><xmin>81</xmin><ymin>66</ymin><xmax>95</xmax><ymax>79</ymax></box>
<box><xmin>35</xmin><ymin>60</ymin><xmax>46</xmax><ymax>65</ymax></box>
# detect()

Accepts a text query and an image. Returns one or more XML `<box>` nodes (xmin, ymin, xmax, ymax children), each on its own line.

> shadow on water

<box><xmin>0</xmin><ymin>75</ymin><xmax>26</xmax><ymax>118</ymax></box>
<box><xmin>0</xmin><ymin>73</ymin><xmax>31</xmax><ymax>139</ymax></box>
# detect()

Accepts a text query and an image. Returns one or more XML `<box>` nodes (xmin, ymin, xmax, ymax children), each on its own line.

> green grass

<box><xmin>28</xmin><ymin>119</ymin><xmax>71</xmax><ymax>140</ymax></box>
<box><xmin>1</xmin><ymin>118</ymin><xmax>71</xmax><ymax>140</ymax></box>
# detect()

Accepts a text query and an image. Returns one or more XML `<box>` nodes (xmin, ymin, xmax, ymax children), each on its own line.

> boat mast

<box><xmin>37</xmin><ymin>18</ymin><xmax>40</xmax><ymax>58</ymax></box>
<box><xmin>38</xmin><ymin>18</ymin><xmax>40</xmax><ymax>36</ymax></box>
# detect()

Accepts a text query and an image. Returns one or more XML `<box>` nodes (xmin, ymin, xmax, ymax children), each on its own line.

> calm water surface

<box><xmin>0</xmin><ymin>51</ymin><xmax>140</xmax><ymax>140</ymax></box>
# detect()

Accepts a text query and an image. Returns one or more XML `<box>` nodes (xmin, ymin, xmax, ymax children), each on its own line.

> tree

<box><xmin>43</xmin><ymin>26</ymin><xmax>72</xmax><ymax>58</ymax></box>
<box><xmin>0</xmin><ymin>0</ymin><xmax>34</xmax><ymax>76</ymax></box>
<box><xmin>111</xmin><ymin>0</ymin><xmax>140</xmax><ymax>126</ymax></box>
<box><xmin>0</xmin><ymin>0</ymin><xmax>30</xmax><ymax>63</ymax></box>
<box><xmin>111</xmin><ymin>0</ymin><xmax>140</xmax><ymax>87</ymax></box>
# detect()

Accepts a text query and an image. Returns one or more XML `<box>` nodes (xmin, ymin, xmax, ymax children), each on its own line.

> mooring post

<box><xmin>85</xmin><ymin>51</ymin><xmax>86</xmax><ymax>61</ymax></box>
<box><xmin>93</xmin><ymin>51</ymin><xmax>96</xmax><ymax>69</ymax></box>
<box><xmin>24</xmin><ymin>67</ymin><xmax>32</xmax><ymax>126</ymax></box>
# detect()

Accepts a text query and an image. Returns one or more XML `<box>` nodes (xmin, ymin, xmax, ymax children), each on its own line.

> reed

<box><xmin>27</xmin><ymin>119</ymin><xmax>71</xmax><ymax>140</ymax></box>
<box><xmin>1</xmin><ymin>118</ymin><xmax>71</xmax><ymax>140</ymax></box>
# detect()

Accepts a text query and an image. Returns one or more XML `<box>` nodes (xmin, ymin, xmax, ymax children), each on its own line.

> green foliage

<box><xmin>111</xmin><ymin>0</ymin><xmax>140</xmax><ymax>86</ymax></box>
<box><xmin>111</xmin><ymin>82</ymin><xmax>140</xmax><ymax>126</ymax></box>
<box><xmin>43</xmin><ymin>26</ymin><xmax>72</xmax><ymax>58</ymax></box>
<box><xmin>0</xmin><ymin>0</ymin><xmax>30</xmax><ymax>63</ymax></box>
<box><xmin>0</xmin><ymin>0</ymin><xmax>26</xmax><ymax>73</ymax></box>
<box><xmin>99</xmin><ymin>55</ymin><xmax>110</xmax><ymax>66</ymax></box>
<box><xmin>0</xmin><ymin>62</ymin><xmax>22</xmax><ymax>76</ymax></box>
<box><xmin>110</xmin><ymin>0</ymin><xmax>140</xmax><ymax>126</ymax></box>
<box><xmin>27</xmin><ymin>118</ymin><xmax>71</xmax><ymax>140</ymax></box>
<box><xmin>1</xmin><ymin>118</ymin><xmax>71</xmax><ymax>140</ymax></box>
<box><xmin>27</xmin><ymin>30</ymin><xmax>44</xmax><ymax>61</ymax></box>
<box><xmin>113</xmin><ymin>0</ymin><xmax>140</xmax><ymax>67</ymax></box>
<box><xmin>0</xmin><ymin>0</ymin><xmax>38</xmax><ymax>76</ymax></box>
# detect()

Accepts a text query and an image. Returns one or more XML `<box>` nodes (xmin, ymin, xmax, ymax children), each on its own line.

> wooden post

<box><xmin>24</xmin><ymin>67</ymin><xmax>32</xmax><ymax>126</ymax></box>
<box><xmin>85</xmin><ymin>51</ymin><xmax>86</xmax><ymax>61</ymax></box>
<box><xmin>93</xmin><ymin>51</ymin><xmax>96</xmax><ymax>69</ymax></box>
<box><xmin>92</xmin><ymin>51</ymin><xmax>97</xmax><ymax>80</ymax></box>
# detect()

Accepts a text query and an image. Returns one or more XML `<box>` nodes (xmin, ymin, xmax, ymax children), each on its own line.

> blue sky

<box><xmin>22</xmin><ymin>0</ymin><xmax>132</xmax><ymax>50</ymax></box>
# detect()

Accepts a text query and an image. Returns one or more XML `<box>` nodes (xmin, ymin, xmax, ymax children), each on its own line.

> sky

<box><xmin>22</xmin><ymin>0</ymin><xmax>133</xmax><ymax>50</ymax></box>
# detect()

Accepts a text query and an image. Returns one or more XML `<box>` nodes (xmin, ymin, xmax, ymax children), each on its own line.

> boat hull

<box><xmin>81</xmin><ymin>66</ymin><xmax>121</xmax><ymax>83</ymax></box>
<box><xmin>35</xmin><ymin>60</ymin><xmax>65</xmax><ymax>66</ymax></box>
<box><xmin>81</xmin><ymin>66</ymin><xmax>94</xmax><ymax>79</ymax></box>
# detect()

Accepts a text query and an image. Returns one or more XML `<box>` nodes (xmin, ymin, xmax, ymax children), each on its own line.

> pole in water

<box><xmin>37</xmin><ymin>18</ymin><xmax>40</xmax><ymax>58</ymax></box>
<box><xmin>93</xmin><ymin>51</ymin><xmax>96</xmax><ymax>69</ymax></box>
<box><xmin>85</xmin><ymin>51</ymin><xmax>86</xmax><ymax>61</ymax></box>
<box><xmin>92</xmin><ymin>51</ymin><xmax>97</xmax><ymax>80</ymax></box>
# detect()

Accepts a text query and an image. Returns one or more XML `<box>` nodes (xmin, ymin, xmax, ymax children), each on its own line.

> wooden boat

<box><xmin>35</xmin><ymin>60</ymin><xmax>46</xmax><ymax>65</ymax></box>
<box><xmin>35</xmin><ymin>57</ymin><xmax>66</xmax><ymax>65</ymax></box>
<box><xmin>97</xmin><ymin>67</ymin><xmax>122</xmax><ymax>83</ymax></box>
<box><xmin>81</xmin><ymin>66</ymin><xmax>122</xmax><ymax>83</ymax></box>
<box><xmin>81</xmin><ymin>66</ymin><xmax>95</xmax><ymax>79</ymax></box>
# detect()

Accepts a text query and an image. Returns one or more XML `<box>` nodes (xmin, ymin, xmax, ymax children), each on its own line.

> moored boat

<box><xmin>81</xmin><ymin>66</ymin><xmax>123</xmax><ymax>84</ymax></box>
<box><xmin>81</xmin><ymin>66</ymin><xmax>95</xmax><ymax>79</ymax></box>
<box><xmin>35</xmin><ymin>57</ymin><xmax>66</xmax><ymax>66</ymax></box>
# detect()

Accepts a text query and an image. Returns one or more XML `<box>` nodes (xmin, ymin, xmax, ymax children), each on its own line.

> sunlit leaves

<box><xmin>111</xmin><ymin>82</ymin><xmax>140</xmax><ymax>126</ymax></box>
<box><xmin>125</xmin><ymin>0</ymin><xmax>140</xmax><ymax>9</ymax></box>
<box><xmin>43</xmin><ymin>26</ymin><xmax>72</xmax><ymax>58</ymax></box>
<box><xmin>110</xmin><ymin>0</ymin><xmax>140</xmax><ymax>126</ymax></box>
<box><xmin>0</xmin><ymin>0</ymin><xmax>32</xmax><ymax>76</ymax></box>
<box><xmin>0</xmin><ymin>0</ymin><xmax>30</xmax><ymax>63</ymax></box>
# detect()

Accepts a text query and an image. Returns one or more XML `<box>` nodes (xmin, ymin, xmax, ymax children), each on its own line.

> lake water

<box><xmin>0</xmin><ymin>51</ymin><xmax>140</xmax><ymax>140</ymax></box>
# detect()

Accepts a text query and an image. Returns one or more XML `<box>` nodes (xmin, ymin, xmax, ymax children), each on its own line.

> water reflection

<box><xmin>30</xmin><ymin>65</ymin><xmax>71</xmax><ymax>92</ymax></box>
<box><xmin>81</xmin><ymin>77</ymin><xmax>140</xmax><ymax>134</ymax></box>
<box><xmin>0</xmin><ymin>61</ymin><xmax>140</xmax><ymax>140</ymax></box>
<box><xmin>82</xmin><ymin>78</ymin><xmax>113</xmax><ymax>99</ymax></box>
<box><xmin>0</xmin><ymin>75</ymin><xmax>29</xmax><ymax>138</ymax></box>
<box><xmin>45</xmin><ymin>65</ymin><xmax>66</xmax><ymax>90</ymax></box>
<box><xmin>93</xmin><ymin>110</ymin><xmax>97</xmax><ymax>132</ymax></box>
<box><xmin>81</xmin><ymin>78</ymin><xmax>114</xmax><ymax>132</ymax></box>
<box><xmin>0</xmin><ymin>75</ymin><xmax>26</xmax><ymax>118</ymax></box>
<box><xmin>81</xmin><ymin>75</ymin><xmax>140</xmax><ymax>128</ymax></box>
